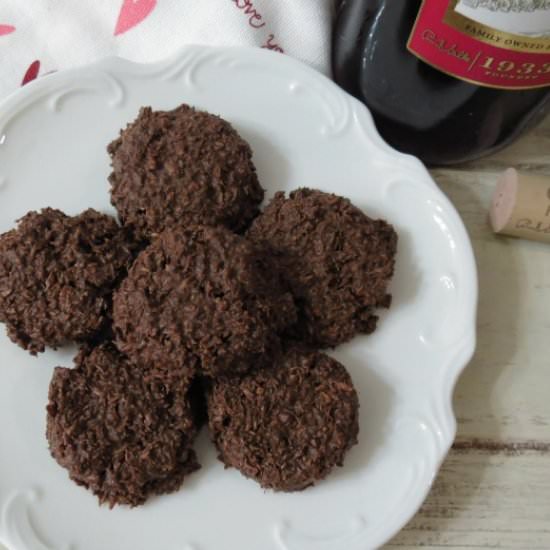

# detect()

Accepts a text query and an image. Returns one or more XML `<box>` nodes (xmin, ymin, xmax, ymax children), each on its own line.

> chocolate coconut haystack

<box><xmin>46</xmin><ymin>343</ymin><xmax>200</xmax><ymax>507</ymax></box>
<box><xmin>108</xmin><ymin>104</ymin><xmax>264</xmax><ymax>240</ymax></box>
<box><xmin>247</xmin><ymin>188</ymin><xmax>398</xmax><ymax>348</ymax></box>
<box><xmin>0</xmin><ymin>208</ymin><xmax>136</xmax><ymax>354</ymax></box>
<box><xmin>208</xmin><ymin>347</ymin><xmax>359</xmax><ymax>491</ymax></box>
<box><xmin>113</xmin><ymin>224</ymin><xmax>296</xmax><ymax>378</ymax></box>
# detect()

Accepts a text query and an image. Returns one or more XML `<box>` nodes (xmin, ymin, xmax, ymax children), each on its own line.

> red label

<box><xmin>408</xmin><ymin>0</ymin><xmax>550</xmax><ymax>90</ymax></box>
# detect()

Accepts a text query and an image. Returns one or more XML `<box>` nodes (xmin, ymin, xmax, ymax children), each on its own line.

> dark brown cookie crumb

<box><xmin>208</xmin><ymin>348</ymin><xmax>359</xmax><ymax>491</ymax></box>
<box><xmin>247</xmin><ymin>188</ymin><xmax>397</xmax><ymax>348</ymax></box>
<box><xmin>113</xmin><ymin>224</ymin><xmax>296</xmax><ymax>378</ymax></box>
<box><xmin>0</xmin><ymin>208</ymin><xmax>136</xmax><ymax>354</ymax></box>
<box><xmin>108</xmin><ymin>104</ymin><xmax>264</xmax><ymax>240</ymax></box>
<box><xmin>46</xmin><ymin>343</ymin><xmax>200</xmax><ymax>507</ymax></box>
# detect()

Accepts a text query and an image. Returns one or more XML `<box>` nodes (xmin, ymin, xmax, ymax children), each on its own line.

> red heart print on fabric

<box><xmin>114</xmin><ymin>0</ymin><xmax>157</xmax><ymax>36</ymax></box>
<box><xmin>0</xmin><ymin>25</ymin><xmax>16</xmax><ymax>36</ymax></box>
<box><xmin>21</xmin><ymin>60</ymin><xmax>41</xmax><ymax>86</ymax></box>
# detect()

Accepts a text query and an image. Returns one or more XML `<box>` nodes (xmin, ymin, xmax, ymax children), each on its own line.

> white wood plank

<box><xmin>387</xmin><ymin>449</ymin><xmax>550</xmax><ymax>549</ymax></box>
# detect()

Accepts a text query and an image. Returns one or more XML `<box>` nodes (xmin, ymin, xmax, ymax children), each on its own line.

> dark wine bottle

<box><xmin>333</xmin><ymin>0</ymin><xmax>550</xmax><ymax>166</ymax></box>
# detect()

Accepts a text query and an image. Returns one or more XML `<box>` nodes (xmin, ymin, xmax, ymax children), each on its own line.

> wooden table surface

<box><xmin>387</xmin><ymin>116</ymin><xmax>550</xmax><ymax>549</ymax></box>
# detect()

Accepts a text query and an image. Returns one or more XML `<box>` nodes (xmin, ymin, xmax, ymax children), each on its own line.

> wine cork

<box><xmin>490</xmin><ymin>168</ymin><xmax>550</xmax><ymax>244</ymax></box>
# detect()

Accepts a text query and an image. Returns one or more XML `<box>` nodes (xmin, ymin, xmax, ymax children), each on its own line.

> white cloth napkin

<box><xmin>0</xmin><ymin>0</ymin><xmax>333</xmax><ymax>99</ymax></box>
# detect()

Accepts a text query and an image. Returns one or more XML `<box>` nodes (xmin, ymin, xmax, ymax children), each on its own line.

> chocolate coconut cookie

<box><xmin>0</xmin><ymin>208</ymin><xmax>136</xmax><ymax>354</ymax></box>
<box><xmin>207</xmin><ymin>348</ymin><xmax>359</xmax><ymax>491</ymax></box>
<box><xmin>113</xmin><ymin>224</ymin><xmax>296</xmax><ymax>378</ymax></box>
<box><xmin>46</xmin><ymin>343</ymin><xmax>200</xmax><ymax>507</ymax></box>
<box><xmin>108</xmin><ymin>104</ymin><xmax>264</xmax><ymax>240</ymax></box>
<box><xmin>247</xmin><ymin>189</ymin><xmax>397</xmax><ymax>348</ymax></box>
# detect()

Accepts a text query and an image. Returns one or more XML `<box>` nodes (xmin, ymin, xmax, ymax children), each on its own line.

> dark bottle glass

<box><xmin>332</xmin><ymin>0</ymin><xmax>550</xmax><ymax>166</ymax></box>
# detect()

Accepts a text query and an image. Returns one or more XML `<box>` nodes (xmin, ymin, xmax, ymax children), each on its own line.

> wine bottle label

<box><xmin>407</xmin><ymin>0</ymin><xmax>550</xmax><ymax>89</ymax></box>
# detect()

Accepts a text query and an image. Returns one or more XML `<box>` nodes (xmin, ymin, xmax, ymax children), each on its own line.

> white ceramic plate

<box><xmin>0</xmin><ymin>46</ymin><xmax>477</xmax><ymax>550</ymax></box>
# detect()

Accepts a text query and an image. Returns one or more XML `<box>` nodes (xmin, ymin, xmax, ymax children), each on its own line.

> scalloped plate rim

<box><xmin>0</xmin><ymin>45</ymin><xmax>478</xmax><ymax>550</ymax></box>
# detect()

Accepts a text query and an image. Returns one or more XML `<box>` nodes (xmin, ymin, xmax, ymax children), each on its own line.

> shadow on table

<box><xmin>451</xmin><ymin>179</ymin><xmax>522</xmax><ymax>443</ymax></box>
